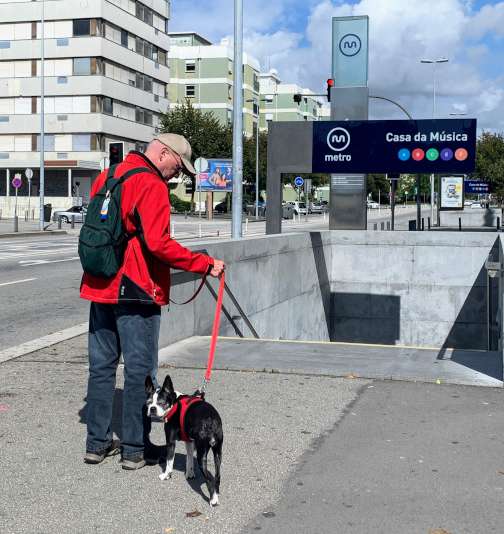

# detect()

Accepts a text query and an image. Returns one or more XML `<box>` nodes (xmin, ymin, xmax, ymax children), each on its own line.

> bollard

<box><xmin>458</xmin><ymin>217</ymin><xmax>462</xmax><ymax>231</ymax></box>
<box><xmin>373</xmin><ymin>223</ymin><xmax>378</xmax><ymax>231</ymax></box>
<box><xmin>245</xmin><ymin>218</ymin><xmax>249</xmax><ymax>234</ymax></box>
<box><xmin>185</xmin><ymin>211</ymin><xmax>188</xmax><ymax>220</ymax></box>
<box><xmin>198</xmin><ymin>223</ymin><xmax>202</xmax><ymax>238</ymax></box>
<box><xmin>24</xmin><ymin>210</ymin><xmax>28</xmax><ymax>222</ymax></box>
<box><xmin>428</xmin><ymin>217</ymin><xmax>431</xmax><ymax>231</ymax></box>
<box><xmin>387</xmin><ymin>221</ymin><xmax>391</xmax><ymax>231</ymax></box>
<box><xmin>170</xmin><ymin>221</ymin><xmax>174</xmax><ymax>238</ymax></box>
<box><xmin>497</xmin><ymin>217</ymin><xmax>501</xmax><ymax>232</ymax></box>
<box><xmin>31</xmin><ymin>209</ymin><xmax>35</xmax><ymax>220</ymax></box>
<box><xmin>13</xmin><ymin>215</ymin><xmax>18</xmax><ymax>233</ymax></box>
<box><xmin>217</xmin><ymin>230</ymin><xmax>220</xmax><ymax>237</ymax></box>
<box><xmin>380</xmin><ymin>222</ymin><xmax>385</xmax><ymax>231</ymax></box>
<box><xmin>71</xmin><ymin>215</ymin><xmax>75</xmax><ymax>229</ymax></box>
<box><xmin>58</xmin><ymin>216</ymin><xmax>62</xmax><ymax>229</ymax></box>
<box><xmin>421</xmin><ymin>218</ymin><xmax>425</xmax><ymax>231</ymax></box>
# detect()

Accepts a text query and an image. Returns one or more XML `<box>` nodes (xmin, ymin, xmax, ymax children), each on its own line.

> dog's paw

<box><xmin>185</xmin><ymin>468</ymin><xmax>195</xmax><ymax>480</ymax></box>
<box><xmin>210</xmin><ymin>493</ymin><xmax>219</xmax><ymax>507</ymax></box>
<box><xmin>159</xmin><ymin>471</ymin><xmax>172</xmax><ymax>481</ymax></box>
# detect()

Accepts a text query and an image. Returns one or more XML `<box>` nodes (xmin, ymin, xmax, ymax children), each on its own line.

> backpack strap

<box><xmin>104</xmin><ymin>166</ymin><xmax>152</xmax><ymax>194</ymax></box>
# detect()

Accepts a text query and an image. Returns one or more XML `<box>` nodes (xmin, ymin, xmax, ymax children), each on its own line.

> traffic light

<box><xmin>293</xmin><ymin>93</ymin><xmax>303</xmax><ymax>104</ymax></box>
<box><xmin>327</xmin><ymin>78</ymin><xmax>335</xmax><ymax>102</ymax></box>
<box><xmin>109</xmin><ymin>142</ymin><xmax>124</xmax><ymax>166</ymax></box>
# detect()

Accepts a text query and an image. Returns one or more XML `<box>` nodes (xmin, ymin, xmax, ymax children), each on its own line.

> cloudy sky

<box><xmin>170</xmin><ymin>0</ymin><xmax>504</xmax><ymax>131</ymax></box>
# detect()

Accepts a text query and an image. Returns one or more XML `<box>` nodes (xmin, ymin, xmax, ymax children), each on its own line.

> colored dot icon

<box><xmin>426</xmin><ymin>148</ymin><xmax>439</xmax><ymax>161</ymax></box>
<box><xmin>455</xmin><ymin>148</ymin><xmax>468</xmax><ymax>161</ymax></box>
<box><xmin>440</xmin><ymin>148</ymin><xmax>453</xmax><ymax>161</ymax></box>
<box><xmin>412</xmin><ymin>148</ymin><xmax>425</xmax><ymax>161</ymax></box>
<box><xmin>398</xmin><ymin>148</ymin><xmax>410</xmax><ymax>161</ymax></box>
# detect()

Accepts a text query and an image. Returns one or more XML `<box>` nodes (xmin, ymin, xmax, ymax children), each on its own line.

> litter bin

<box><xmin>43</xmin><ymin>203</ymin><xmax>52</xmax><ymax>223</ymax></box>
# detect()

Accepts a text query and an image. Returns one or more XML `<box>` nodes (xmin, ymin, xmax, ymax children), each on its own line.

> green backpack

<box><xmin>78</xmin><ymin>165</ymin><xmax>150</xmax><ymax>278</ymax></box>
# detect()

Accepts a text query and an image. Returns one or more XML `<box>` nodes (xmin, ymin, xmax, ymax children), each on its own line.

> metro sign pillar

<box><xmin>330</xmin><ymin>15</ymin><xmax>369</xmax><ymax>230</ymax></box>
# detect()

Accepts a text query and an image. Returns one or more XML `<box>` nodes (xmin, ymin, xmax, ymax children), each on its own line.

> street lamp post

<box><xmin>231</xmin><ymin>0</ymin><xmax>243</xmax><ymax>239</ymax></box>
<box><xmin>420</xmin><ymin>57</ymin><xmax>449</xmax><ymax>228</ymax></box>
<box><xmin>39</xmin><ymin>0</ymin><xmax>45</xmax><ymax>231</ymax></box>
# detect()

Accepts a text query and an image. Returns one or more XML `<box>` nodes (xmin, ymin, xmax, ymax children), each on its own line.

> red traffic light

<box><xmin>327</xmin><ymin>78</ymin><xmax>335</xmax><ymax>87</ymax></box>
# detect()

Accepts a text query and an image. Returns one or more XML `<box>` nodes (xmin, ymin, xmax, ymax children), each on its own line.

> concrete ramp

<box><xmin>159</xmin><ymin>336</ymin><xmax>503</xmax><ymax>388</ymax></box>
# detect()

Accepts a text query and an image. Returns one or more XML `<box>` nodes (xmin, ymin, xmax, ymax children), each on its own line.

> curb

<box><xmin>0</xmin><ymin>230</ymin><xmax>68</xmax><ymax>239</ymax></box>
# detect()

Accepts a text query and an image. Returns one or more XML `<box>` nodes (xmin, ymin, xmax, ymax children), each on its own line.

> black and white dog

<box><xmin>145</xmin><ymin>374</ymin><xmax>223</xmax><ymax>506</ymax></box>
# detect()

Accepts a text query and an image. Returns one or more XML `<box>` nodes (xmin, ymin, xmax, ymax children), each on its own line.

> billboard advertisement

<box><xmin>196</xmin><ymin>159</ymin><xmax>233</xmax><ymax>192</ymax></box>
<box><xmin>441</xmin><ymin>176</ymin><xmax>464</xmax><ymax>210</ymax></box>
<box><xmin>312</xmin><ymin>118</ymin><xmax>477</xmax><ymax>174</ymax></box>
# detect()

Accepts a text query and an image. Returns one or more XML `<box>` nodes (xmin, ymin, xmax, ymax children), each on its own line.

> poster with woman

<box><xmin>197</xmin><ymin>159</ymin><xmax>233</xmax><ymax>191</ymax></box>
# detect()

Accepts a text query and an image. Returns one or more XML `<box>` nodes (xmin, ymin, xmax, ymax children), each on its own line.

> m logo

<box><xmin>339</xmin><ymin>33</ymin><xmax>362</xmax><ymax>57</ymax></box>
<box><xmin>327</xmin><ymin>127</ymin><xmax>351</xmax><ymax>152</ymax></box>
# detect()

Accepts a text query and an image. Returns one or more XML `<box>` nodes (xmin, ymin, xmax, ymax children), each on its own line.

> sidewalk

<box><xmin>1</xmin><ymin>333</ymin><xmax>503</xmax><ymax>533</ymax></box>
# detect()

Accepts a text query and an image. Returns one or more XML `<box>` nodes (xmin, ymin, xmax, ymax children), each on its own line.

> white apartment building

<box><xmin>0</xmin><ymin>0</ymin><xmax>170</xmax><ymax>215</ymax></box>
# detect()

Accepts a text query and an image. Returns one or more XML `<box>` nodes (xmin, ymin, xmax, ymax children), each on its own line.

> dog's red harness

<box><xmin>164</xmin><ymin>395</ymin><xmax>204</xmax><ymax>442</ymax></box>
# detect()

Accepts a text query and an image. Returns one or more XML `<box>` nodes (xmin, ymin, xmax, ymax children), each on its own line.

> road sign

<box><xmin>194</xmin><ymin>157</ymin><xmax>209</xmax><ymax>174</ymax></box>
<box><xmin>294</xmin><ymin>176</ymin><xmax>304</xmax><ymax>187</ymax></box>
<box><xmin>25</xmin><ymin>168</ymin><xmax>33</xmax><ymax>180</ymax></box>
<box><xmin>464</xmin><ymin>180</ymin><xmax>490</xmax><ymax>194</ymax></box>
<box><xmin>312</xmin><ymin>119</ymin><xmax>477</xmax><ymax>174</ymax></box>
<box><xmin>11</xmin><ymin>174</ymin><xmax>22</xmax><ymax>189</ymax></box>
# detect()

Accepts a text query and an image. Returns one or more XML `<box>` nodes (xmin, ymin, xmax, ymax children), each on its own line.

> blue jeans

<box><xmin>86</xmin><ymin>302</ymin><xmax>160</xmax><ymax>459</ymax></box>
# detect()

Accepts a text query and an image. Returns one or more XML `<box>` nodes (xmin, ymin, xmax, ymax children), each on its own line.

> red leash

<box><xmin>203</xmin><ymin>272</ymin><xmax>225</xmax><ymax>387</ymax></box>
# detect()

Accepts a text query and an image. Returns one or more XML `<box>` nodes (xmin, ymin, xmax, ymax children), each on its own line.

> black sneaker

<box><xmin>120</xmin><ymin>455</ymin><xmax>146</xmax><ymax>470</ymax></box>
<box><xmin>84</xmin><ymin>440</ymin><xmax>121</xmax><ymax>464</ymax></box>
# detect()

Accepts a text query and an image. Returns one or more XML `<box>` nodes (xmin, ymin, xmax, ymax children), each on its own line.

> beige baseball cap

<box><xmin>155</xmin><ymin>133</ymin><xmax>196</xmax><ymax>176</ymax></box>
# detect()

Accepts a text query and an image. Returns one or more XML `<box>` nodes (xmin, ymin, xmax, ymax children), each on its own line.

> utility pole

<box><xmin>231</xmin><ymin>0</ymin><xmax>243</xmax><ymax>239</ymax></box>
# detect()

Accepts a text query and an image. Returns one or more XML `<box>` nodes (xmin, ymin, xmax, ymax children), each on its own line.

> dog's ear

<box><xmin>145</xmin><ymin>375</ymin><xmax>155</xmax><ymax>395</ymax></box>
<box><xmin>161</xmin><ymin>374</ymin><xmax>174</xmax><ymax>394</ymax></box>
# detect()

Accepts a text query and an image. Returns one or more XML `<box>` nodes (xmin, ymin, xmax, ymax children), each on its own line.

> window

<box><xmin>143</xmin><ymin>75</ymin><xmax>152</xmax><ymax>93</ymax></box>
<box><xmin>73</xmin><ymin>57</ymin><xmax>91</xmax><ymax>75</ymax></box>
<box><xmin>73</xmin><ymin>134</ymin><xmax>91</xmax><ymax>151</ymax></box>
<box><xmin>135</xmin><ymin>37</ymin><xmax>143</xmax><ymax>55</ymax></box>
<box><xmin>135</xmin><ymin>72</ymin><xmax>144</xmax><ymax>90</ymax></box>
<box><xmin>253</xmin><ymin>101</ymin><xmax>259</xmax><ymax>116</ymax></box>
<box><xmin>55</xmin><ymin>134</ymin><xmax>72</xmax><ymax>152</ymax></box>
<box><xmin>73</xmin><ymin>19</ymin><xmax>91</xmax><ymax>37</ymax></box>
<box><xmin>185</xmin><ymin>85</ymin><xmax>195</xmax><ymax>98</ymax></box>
<box><xmin>121</xmin><ymin>29</ymin><xmax>128</xmax><ymax>47</ymax></box>
<box><xmin>157</xmin><ymin>50</ymin><xmax>166</xmax><ymax>66</ymax></box>
<box><xmin>144</xmin><ymin>41</ymin><xmax>153</xmax><ymax>60</ymax></box>
<box><xmin>36</xmin><ymin>134</ymin><xmax>55</xmax><ymax>151</ymax></box>
<box><xmin>185</xmin><ymin>60</ymin><xmax>196</xmax><ymax>73</ymax></box>
<box><xmin>143</xmin><ymin>110</ymin><xmax>153</xmax><ymax>126</ymax></box>
<box><xmin>103</xmin><ymin>97</ymin><xmax>113</xmax><ymax>115</ymax></box>
<box><xmin>135</xmin><ymin>107</ymin><xmax>144</xmax><ymax>123</ymax></box>
<box><xmin>15</xmin><ymin>98</ymin><xmax>31</xmax><ymax>114</ymax></box>
<box><xmin>14</xmin><ymin>135</ymin><xmax>30</xmax><ymax>151</ymax></box>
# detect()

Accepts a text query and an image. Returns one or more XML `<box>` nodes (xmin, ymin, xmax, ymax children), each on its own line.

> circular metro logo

<box><xmin>398</xmin><ymin>148</ymin><xmax>410</xmax><ymax>161</ymax></box>
<box><xmin>426</xmin><ymin>148</ymin><xmax>439</xmax><ymax>161</ymax></box>
<box><xmin>455</xmin><ymin>148</ymin><xmax>468</xmax><ymax>161</ymax></box>
<box><xmin>326</xmin><ymin>127</ymin><xmax>351</xmax><ymax>152</ymax></box>
<box><xmin>440</xmin><ymin>148</ymin><xmax>453</xmax><ymax>161</ymax></box>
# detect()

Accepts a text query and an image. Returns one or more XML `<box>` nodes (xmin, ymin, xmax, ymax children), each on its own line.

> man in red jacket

<box><xmin>81</xmin><ymin>134</ymin><xmax>225</xmax><ymax>469</ymax></box>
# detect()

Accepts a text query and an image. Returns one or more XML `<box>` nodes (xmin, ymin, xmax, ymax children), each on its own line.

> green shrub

<box><xmin>169</xmin><ymin>194</ymin><xmax>191</xmax><ymax>213</ymax></box>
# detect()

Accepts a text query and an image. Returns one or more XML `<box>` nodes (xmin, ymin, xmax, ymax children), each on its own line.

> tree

<box><xmin>159</xmin><ymin>100</ymin><xmax>232</xmax><ymax>207</ymax></box>
<box><xmin>367</xmin><ymin>174</ymin><xmax>390</xmax><ymax>204</ymax></box>
<box><xmin>474</xmin><ymin>131</ymin><xmax>504</xmax><ymax>203</ymax></box>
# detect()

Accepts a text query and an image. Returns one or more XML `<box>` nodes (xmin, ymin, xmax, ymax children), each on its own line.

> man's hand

<box><xmin>209</xmin><ymin>259</ymin><xmax>225</xmax><ymax>278</ymax></box>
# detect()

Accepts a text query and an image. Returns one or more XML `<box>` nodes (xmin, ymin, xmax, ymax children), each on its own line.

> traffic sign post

<box><xmin>25</xmin><ymin>168</ymin><xmax>33</xmax><ymax>219</ymax></box>
<box><xmin>194</xmin><ymin>157</ymin><xmax>208</xmax><ymax>219</ymax></box>
<box><xmin>12</xmin><ymin>173</ymin><xmax>22</xmax><ymax>232</ymax></box>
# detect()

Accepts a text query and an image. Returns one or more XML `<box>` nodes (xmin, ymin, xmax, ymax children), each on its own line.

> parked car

<box><xmin>470</xmin><ymin>202</ymin><xmax>482</xmax><ymax>209</ymax></box>
<box><xmin>367</xmin><ymin>201</ymin><xmax>380</xmax><ymax>209</ymax></box>
<box><xmin>52</xmin><ymin>205</ymin><xmax>87</xmax><ymax>223</ymax></box>
<box><xmin>310</xmin><ymin>202</ymin><xmax>327</xmax><ymax>214</ymax></box>
<box><xmin>464</xmin><ymin>200</ymin><xmax>473</xmax><ymax>207</ymax></box>
<box><xmin>286</xmin><ymin>201</ymin><xmax>308</xmax><ymax>215</ymax></box>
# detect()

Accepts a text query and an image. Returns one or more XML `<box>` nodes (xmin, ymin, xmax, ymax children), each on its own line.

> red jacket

<box><xmin>80</xmin><ymin>151</ymin><xmax>214</xmax><ymax>306</ymax></box>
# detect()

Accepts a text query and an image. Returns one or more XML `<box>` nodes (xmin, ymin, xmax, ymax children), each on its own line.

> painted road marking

<box><xmin>0</xmin><ymin>277</ymin><xmax>37</xmax><ymax>287</ymax></box>
<box><xmin>19</xmin><ymin>256</ymin><xmax>80</xmax><ymax>267</ymax></box>
<box><xmin>0</xmin><ymin>322</ymin><xmax>88</xmax><ymax>364</ymax></box>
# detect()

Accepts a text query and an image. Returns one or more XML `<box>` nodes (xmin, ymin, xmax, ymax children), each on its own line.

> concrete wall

<box><xmin>440</xmin><ymin>208</ymin><xmax>501</xmax><ymax>228</ymax></box>
<box><xmin>159</xmin><ymin>230</ymin><xmax>502</xmax><ymax>351</ymax></box>
<box><xmin>329</xmin><ymin>232</ymin><xmax>499</xmax><ymax>349</ymax></box>
<box><xmin>159</xmin><ymin>232</ymin><xmax>333</xmax><ymax>348</ymax></box>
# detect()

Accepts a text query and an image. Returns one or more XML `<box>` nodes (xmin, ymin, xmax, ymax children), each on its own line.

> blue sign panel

<box><xmin>197</xmin><ymin>159</ymin><xmax>232</xmax><ymax>192</ymax></box>
<box><xmin>294</xmin><ymin>176</ymin><xmax>304</xmax><ymax>187</ymax></box>
<box><xmin>312</xmin><ymin>119</ymin><xmax>477</xmax><ymax>174</ymax></box>
<box><xmin>332</xmin><ymin>16</ymin><xmax>369</xmax><ymax>87</ymax></box>
<box><xmin>464</xmin><ymin>180</ymin><xmax>490</xmax><ymax>194</ymax></box>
